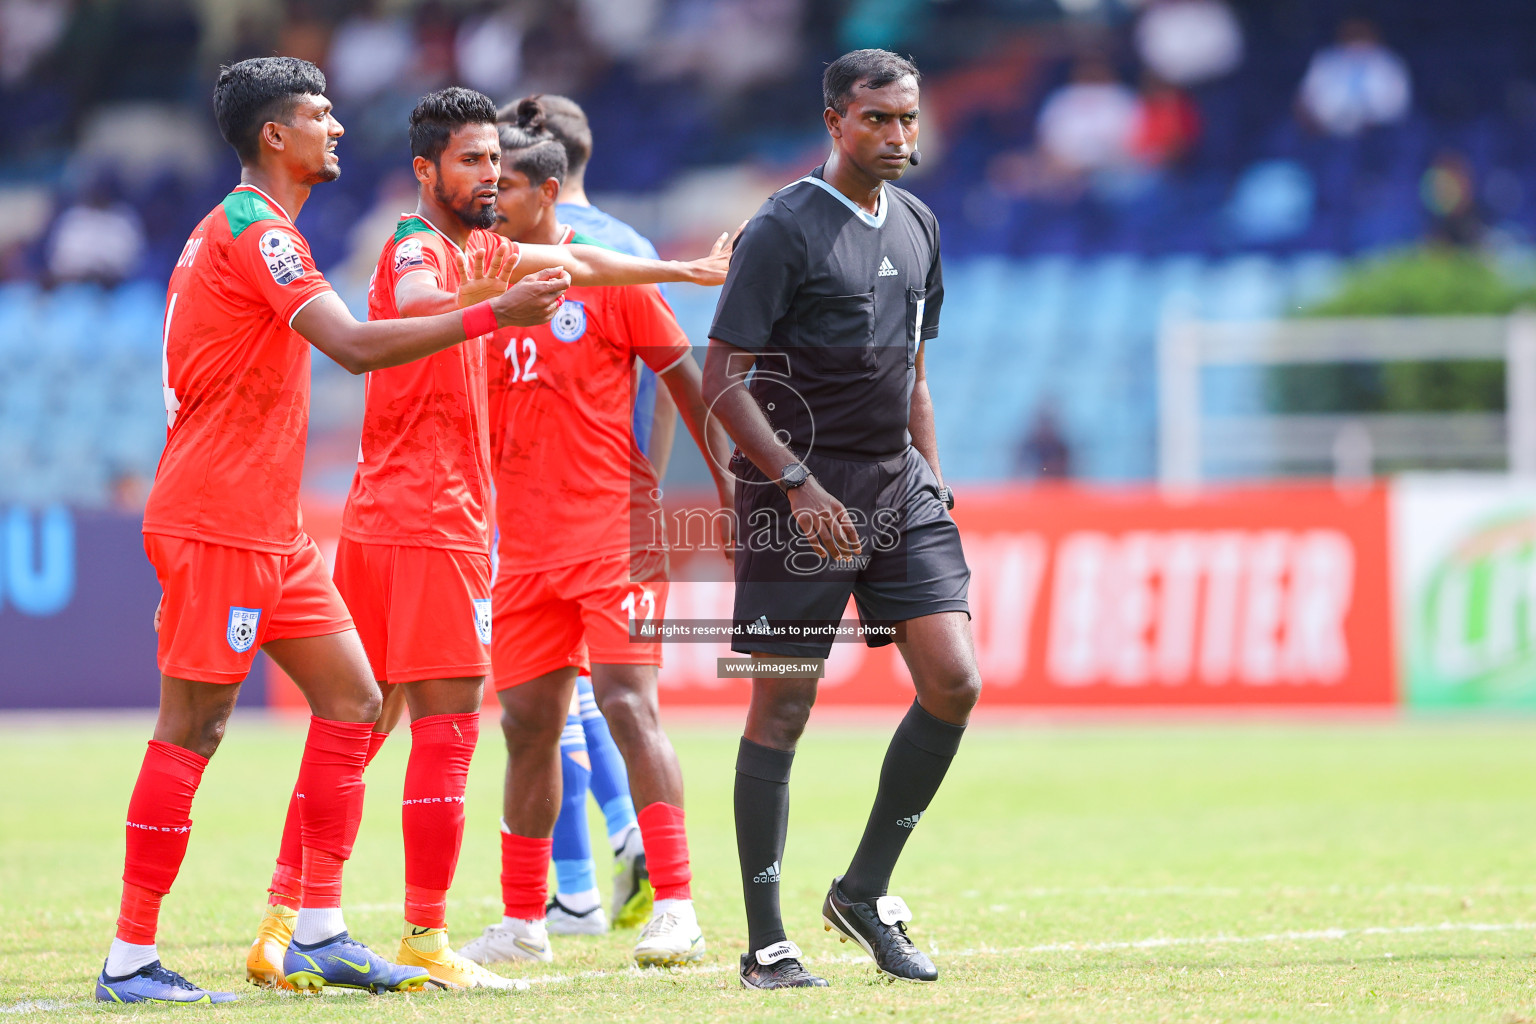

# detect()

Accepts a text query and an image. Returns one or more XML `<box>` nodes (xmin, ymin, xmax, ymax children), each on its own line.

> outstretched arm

<box><xmin>517</xmin><ymin>232</ymin><xmax>731</xmax><ymax>288</ymax></box>
<box><xmin>293</xmin><ymin>267</ymin><xmax>570</xmax><ymax>375</ymax></box>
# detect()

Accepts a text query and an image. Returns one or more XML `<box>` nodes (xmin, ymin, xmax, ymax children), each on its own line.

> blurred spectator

<box><xmin>519</xmin><ymin>1</ymin><xmax>604</xmax><ymax>97</ymax></box>
<box><xmin>1135</xmin><ymin>0</ymin><xmax>1243</xmax><ymax>87</ymax></box>
<box><xmin>1297</xmin><ymin>18</ymin><xmax>1411</xmax><ymax>136</ymax></box>
<box><xmin>1015</xmin><ymin>406</ymin><xmax>1072</xmax><ymax>480</ymax></box>
<box><xmin>1226</xmin><ymin>159</ymin><xmax>1315</xmax><ymax>243</ymax></box>
<box><xmin>456</xmin><ymin>3</ymin><xmax>526</xmax><ymax>98</ymax></box>
<box><xmin>0</xmin><ymin>0</ymin><xmax>66</xmax><ymax>86</ymax></box>
<box><xmin>326</xmin><ymin>0</ymin><xmax>416</xmax><ymax>101</ymax></box>
<box><xmin>110</xmin><ymin>469</ymin><xmax>150</xmax><ymax>513</ymax></box>
<box><xmin>1131</xmin><ymin>73</ymin><xmax>1202</xmax><ymax>167</ymax></box>
<box><xmin>219</xmin><ymin>13</ymin><xmax>276</xmax><ymax>68</ymax></box>
<box><xmin>412</xmin><ymin>1</ymin><xmax>457</xmax><ymax>89</ymax></box>
<box><xmin>577</xmin><ymin>0</ymin><xmax>662</xmax><ymax>59</ymax></box>
<box><xmin>1421</xmin><ymin>150</ymin><xmax>1482</xmax><ymax>248</ymax></box>
<box><xmin>1037</xmin><ymin>58</ymin><xmax>1139</xmax><ymax>174</ymax></box>
<box><xmin>47</xmin><ymin>175</ymin><xmax>144</xmax><ymax>287</ymax></box>
<box><xmin>275</xmin><ymin>0</ymin><xmax>331</xmax><ymax>69</ymax></box>
<box><xmin>649</xmin><ymin>0</ymin><xmax>802</xmax><ymax>96</ymax></box>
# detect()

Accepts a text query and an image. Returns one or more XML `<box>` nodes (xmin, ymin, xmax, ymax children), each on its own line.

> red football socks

<box><xmin>295</xmin><ymin>717</ymin><xmax>373</xmax><ymax>908</ymax></box>
<box><xmin>500</xmin><ymin>831</ymin><xmax>553</xmax><ymax>921</ymax></box>
<box><xmin>269</xmin><ymin>730</ymin><xmax>386</xmax><ymax>910</ymax></box>
<box><xmin>636</xmin><ymin>801</ymin><xmax>692</xmax><ymax>901</ymax></box>
<box><xmin>401</xmin><ymin>712</ymin><xmax>478</xmax><ymax>929</ymax></box>
<box><xmin>117</xmin><ymin>740</ymin><xmax>208</xmax><ymax>944</ymax></box>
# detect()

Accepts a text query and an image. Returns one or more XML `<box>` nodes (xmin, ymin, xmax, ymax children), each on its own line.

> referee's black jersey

<box><xmin>709</xmin><ymin>165</ymin><xmax>943</xmax><ymax>461</ymax></box>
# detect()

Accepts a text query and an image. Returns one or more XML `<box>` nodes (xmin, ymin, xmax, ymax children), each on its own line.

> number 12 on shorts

<box><xmin>622</xmin><ymin>587</ymin><xmax>656</xmax><ymax>637</ymax></box>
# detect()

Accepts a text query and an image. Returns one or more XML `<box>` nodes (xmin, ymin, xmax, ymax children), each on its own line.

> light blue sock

<box><xmin>551</xmin><ymin>709</ymin><xmax>597</xmax><ymax>897</ymax></box>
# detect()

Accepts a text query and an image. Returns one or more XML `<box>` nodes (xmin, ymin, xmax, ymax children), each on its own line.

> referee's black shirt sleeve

<box><xmin>710</xmin><ymin>203</ymin><xmax>804</xmax><ymax>352</ymax></box>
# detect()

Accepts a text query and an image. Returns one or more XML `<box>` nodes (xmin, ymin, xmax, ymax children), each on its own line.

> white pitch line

<box><xmin>7</xmin><ymin>921</ymin><xmax>1531</xmax><ymax>1014</ymax></box>
<box><xmin>1004</xmin><ymin>919</ymin><xmax>1536</xmax><ymax>955</ymax></box>
<box><xmin>348</xmin><ymin>884</ymin><xmax>1536</xmax><ymax>914</ymax></box>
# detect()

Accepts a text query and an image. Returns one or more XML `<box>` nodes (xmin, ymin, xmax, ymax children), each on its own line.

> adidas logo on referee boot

<box><xmin>877</xmin><ymin>257</ymin><xmax>898</xmax><ymax>277</ymax></box>
<box><xmin>753</xmin><ymin>861</ymin><xmax>781</xmax><ymax>884</ymax></box>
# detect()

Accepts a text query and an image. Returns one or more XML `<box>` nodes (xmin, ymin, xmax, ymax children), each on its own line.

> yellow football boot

<box><xmin>396</xmin><ymin>926</ymin><xmax>528</xmax><ymax>990</ymax></box>
<box><xmin>246</xmin><ymin>905</ymin><xmax>296</xmax><ymax>990</ymax></box>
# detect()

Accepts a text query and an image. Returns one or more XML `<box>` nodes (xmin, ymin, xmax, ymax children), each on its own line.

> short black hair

<box><xmin>409</xmin><ymin>86</ymin><xmax>498</xmax><ymax>164</ymax></box>
<box><xmin>214</xmin><ymin>56</ymin><xmax>327</xmax><ymax>164</ymax></box>
<box><xmin>823</xmin><ymin>49</ymin><xmax>920</xmax><ymax>116</ymax></box>
<box><xmin>497</xmin><ymin>98</ymin><xmax>568</xmax><ymax>186</ymax></box>
<box><xmin>500</xmin><ymin>93</ymin><xmax>591</xmax><ymax>176</ymax></box>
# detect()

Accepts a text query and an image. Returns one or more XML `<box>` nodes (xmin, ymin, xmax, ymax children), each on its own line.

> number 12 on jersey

<box><xmin>623</xmin><ymin>587</ymin><xmax>656</xmax><ymax>637</ymax></box>
<box><xmin>502</xmin><ymin>336</ymin><xmax>539</xmax><ymax>383</ymax></box>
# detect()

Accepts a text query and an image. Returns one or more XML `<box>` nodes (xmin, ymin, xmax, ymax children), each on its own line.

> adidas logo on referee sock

<box><xmin>877</xmin><ymin>256</ymin><xmax>898</xmax><ymax>277</ymax></box>
<box><xmin>895</xmin><ymin>812</ymin><xmax>923</xmax><ymax>829</ymax></box>
<box><xmin>753</xmin><ymin>861</ymin><xmax>781</xmax><ymax>884</ymax></box>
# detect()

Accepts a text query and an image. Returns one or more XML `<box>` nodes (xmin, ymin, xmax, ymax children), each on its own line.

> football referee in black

<box><xmin>703</xmin><ymin>49</ymin><xmax>979</xmax><ymax>989</ymax></box>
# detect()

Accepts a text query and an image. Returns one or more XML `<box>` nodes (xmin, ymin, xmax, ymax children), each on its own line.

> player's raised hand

<box><xmin>682</xmin><ymin>230</ymin><xmax>735</xmax><ymax>287</ymax></box>
<box><xmin>788</xmin><ymin>477</ymin><xmax>861</xmax><ymax>561</ymax></box>
<box><xmin>457</xmin><ymin>245</ymin><xmax>511</xmax><ymax>308</ymax></box>
<box><xmin>493</xmin><ymin>266</ymin><xmax>570</xmax><ymax>327</ymax></box>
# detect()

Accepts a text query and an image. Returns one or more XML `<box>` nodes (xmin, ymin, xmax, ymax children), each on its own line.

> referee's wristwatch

<box><xmin>779</xmin><ymin>462</ymin><xmax>810</xmax><ymax>493</ymax></box>
<box><xmin>938</xmin><ymin>485</ymin><xmax>955</xmax><ymax>510</ymax></box>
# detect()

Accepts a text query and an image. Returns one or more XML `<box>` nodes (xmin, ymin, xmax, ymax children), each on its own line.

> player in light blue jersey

<box><xmin>498</xmin><ymin>93</ymin><xmax>679</xmax><ymax>933</ymax></box>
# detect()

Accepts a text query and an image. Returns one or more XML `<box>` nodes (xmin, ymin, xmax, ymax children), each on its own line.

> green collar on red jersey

<box><xmin>222</xmin><ymin>188</ymin><xmax>284</xmax><ymax>240</ymax></box>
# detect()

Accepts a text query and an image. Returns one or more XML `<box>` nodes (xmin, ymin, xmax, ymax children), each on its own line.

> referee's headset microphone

<box><xmin>908</xmin><ymin>150</ymin><xmax>921</xmax><ymax>167</ymax></box>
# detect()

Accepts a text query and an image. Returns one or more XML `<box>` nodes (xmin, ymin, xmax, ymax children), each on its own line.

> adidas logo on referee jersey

<box><xmin>895</xmin><ymin>812</ymin><xmax>923</xmax><ymax>829</ymax></box>
<box><xmin>877</xmin><ymin>256</ymin><xmax>898</xmax><ymax>277</ymax></box>
<box><xmin>753</xmin><ymin>861</ymin><xmax>781</xmax><ymax>884</ymax></box>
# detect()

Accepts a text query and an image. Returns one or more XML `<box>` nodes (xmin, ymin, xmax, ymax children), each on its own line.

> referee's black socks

<box><xmin>735</xmin><ymin>737</ymin><xmax>796</xmax><ymax>952</ymax></box>
<box><xmin>841</xmin><ymin>700</ymin><xmax>967</xmax><ymax>903</ymax></box>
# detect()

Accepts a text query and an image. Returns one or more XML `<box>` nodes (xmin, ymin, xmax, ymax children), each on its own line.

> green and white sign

<box><xmin>1395</xmin><ymin>475</ymin><xmax>1536</xmax><ymax>708</ymax></box>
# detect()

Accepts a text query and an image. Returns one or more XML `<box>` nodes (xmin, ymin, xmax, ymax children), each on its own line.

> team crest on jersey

<box><xmin>259</xmin><ymin>229</ymin><xmax>305</xmax><ymax>285</ymax></box>
<box><xmin>550</xmin><ymin>300</ymin><xmax>586</xmax><ymax>342</ymax></box>
<box><xmin>393</xmin><ymin>237</ymin><xmax>426</xmax><ymax>273</ymax></box>
<box><xmin>226</xmin><ymin>606</ymin><xmax>261</xmax><ymax>653</ymax></box>
<box><xmin>473</xmin><ymin>599</ymin><xmax>492</xmax><ymax>645</ymax></box>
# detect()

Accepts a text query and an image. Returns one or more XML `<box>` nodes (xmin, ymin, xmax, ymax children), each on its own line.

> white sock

<box><xmin>653</xmin><ymin>897</ymin><xmax>694</xmax><ymax>922</ymax></box>
<box><xmin>293</xmin><ymin>907</ymin><xmax>347</xmax><ymax>945</ymax></box>
<box><xmin>559</xmin><ymin>887</ymin><xmax>602</xmax><ymax>914</ymax></box>
<box><xmin>105</xmin><ymin>938</ymin><xmax>157</xmax><ymax>977</ymax></box>
<box><xmin>609</xmin><ymin>824</ymin><xmax>638</xmax><ymax>856</ymax></box>
<box><xmin>502</xmin><ymin>915</ymin><xmax>547</xmax><ymax>934</ymax></box>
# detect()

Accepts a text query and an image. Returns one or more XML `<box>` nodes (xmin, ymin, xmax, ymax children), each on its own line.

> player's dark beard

<box><xmin>436</xmin><ymin>180</ymin><xmax>497</xmax><ymax>230</ymax></box>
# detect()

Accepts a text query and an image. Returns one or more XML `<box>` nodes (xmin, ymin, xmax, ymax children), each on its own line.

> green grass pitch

<box><xmin>5</xmin><ymin>714</ymin><xmax>1536</xmax><ymax>1021</ymax></box>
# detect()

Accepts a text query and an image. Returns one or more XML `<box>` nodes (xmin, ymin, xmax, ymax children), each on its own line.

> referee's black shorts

<box><xmin>729</xmin><ymin>446</ymin><xmax>971</xmax><ymax>659</ymax></box>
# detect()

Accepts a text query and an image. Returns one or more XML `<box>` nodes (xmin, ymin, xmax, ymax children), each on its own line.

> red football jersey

<box><xmin>142</xmin><ymin>185</ymin><xmax>334</xmax><ymax>554</ymax></box>
<box><xmin>489</xmin><ymin>228</ymin><xmax>693</xmax><ymax>574</ymax></box>
<box><xmin>340</xmin><ymin>215</ymin><xmax>518</xmax><ymax>552</ymax></box>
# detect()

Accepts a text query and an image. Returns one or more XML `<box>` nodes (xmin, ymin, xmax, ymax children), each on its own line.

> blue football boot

<box><xmin>283</xmin><ymin>931</ymin><xmax>430</xmax><ymax>993</ymax></box>
<box><xmin>95</xmin><ymin>960</ymin><xmax>238</xmax><ymax>1003</ymax></box>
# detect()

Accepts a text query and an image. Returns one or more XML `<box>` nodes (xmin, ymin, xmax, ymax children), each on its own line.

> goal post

<box><xmin>1157</xmin><ymin>312</ymin><xmax>1536</xmax><ymax>488</ymax></box>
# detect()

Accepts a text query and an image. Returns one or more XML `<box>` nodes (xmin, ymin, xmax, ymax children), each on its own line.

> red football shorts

<box><xmin>145</xmin><ymin>533</ymin><xmax>354</xmax><ymax>685</ymax></box>
<box><xmin>492</xmin><ymin>552</ymin><xmax>668</xmax><ymax>690</ymax></box>
<box><xmin>333</xmin><ymin>539</ymin><xmax>493</xmax><ymax>684</ymax></box>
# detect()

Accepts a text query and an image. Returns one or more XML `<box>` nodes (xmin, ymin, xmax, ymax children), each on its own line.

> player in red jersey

<box><xmin>96</xmin><ymin>57</ymin><xmax>571</xmax><ymax>1005</ymax></box>
<box><xmin>243</xmin><ymin>87</ymin><xmax>730</xmax><ymax>990</ymax></box>
<box><xmin>459</xmin><ymin>102</ymin><xmax>734</xmax><ymax>971</ymax></box>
